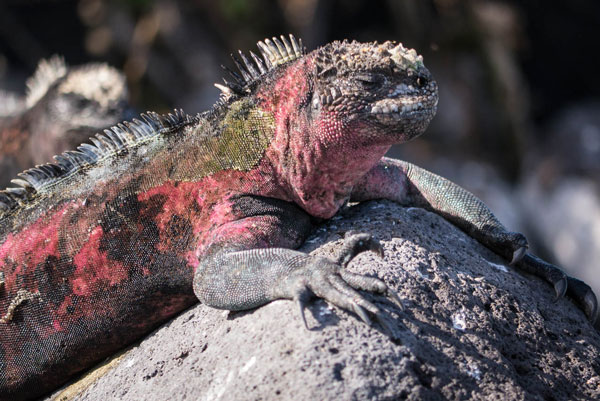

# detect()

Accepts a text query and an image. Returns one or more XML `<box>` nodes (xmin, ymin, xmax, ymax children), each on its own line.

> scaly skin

<box><xmin>0</xmin><ymin>36</ymin><xmax>596</xmax><ymax>400</ymax></box>
<box><xmin>0</xmin><ymin>56</ymin><xmax>134</xmax><ymax>188</ymax></box>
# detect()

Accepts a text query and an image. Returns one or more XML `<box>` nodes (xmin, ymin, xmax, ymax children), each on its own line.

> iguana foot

<box><xmin>483</xmin><ymin>230</ymin><xmax>598</xmax><ymax>327</ymax></box>
<box><xmin>337</xmin><ymin>233</ymin><xmax>403</xmax><ymax>309</ymax></box>
<box><xmin>518</xmin><ymin>253</ymin><xmax>599</xmax><ymax>326</ymax></box>
<box><xmin>288</xmin><ymin>233</ymin><xmax>400</xmax><ymax>331</ymax></box>
<box><xmin>484</xmin><ymin>229</ymin><xmax>597</xmax><ymax>321</ymax></box>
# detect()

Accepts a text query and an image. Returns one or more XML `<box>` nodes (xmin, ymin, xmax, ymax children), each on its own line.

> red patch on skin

<box><xmin>184</xmin><ymin>251</ymin><xmax>201</xmax><ymax>270</ymax></box>
<box><xmin>135</xmin><ymin>179</ymin><xmax>219</xmax><ymax>264</ymax></box>
<box><xmin>135</xmin><ymin>168</ymin><xmax>289</xmax><ymax>270</ymax></box>
<box><xmin>138</xmin><ymin>181</ymin><xmax>205</xmax><ymax>254</ymax></box>
<box><xmin>0</xmin><ymin>203</ymin><xmax>73</xmax><ymax>291</ymax></box>
<box><xmin>52</xmin><ymin>319</ymin><xmax>62</xmax><ymax>331</ymax></box>
<box><xmin>138</xmin><ymin>181</ymin><xmax>200</xmax><ymax>232</ymax></box>
<box><xmin>213</xmin><ymin>218</ymin><xmax>273</xmax><ymax>248</ymax></box>
<box><xmin>72</xmin><ymin>226</ymin><xmax>129</xmax><ymax>297</ymax></box>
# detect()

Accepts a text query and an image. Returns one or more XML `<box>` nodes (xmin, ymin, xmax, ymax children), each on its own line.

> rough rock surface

<box><xmin>49</xmin><ymin>201</ymin><xmax>600</xmax><ymax>401</ymax></box>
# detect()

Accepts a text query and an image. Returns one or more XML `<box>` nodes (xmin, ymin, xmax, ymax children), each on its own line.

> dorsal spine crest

<box><xmin>25</xmin><ymin>55</ymin><xmax>68</xmax><ymax>108</ymax></box>
<box><xmin>0</xmin><ymin>110</ymin><xmax>192</xmax><ymax>217</ymax></box>
<box><xmin>215</xmin><ymin>34</ymin><xmax>305</xmax><ymax>100</ymax></box>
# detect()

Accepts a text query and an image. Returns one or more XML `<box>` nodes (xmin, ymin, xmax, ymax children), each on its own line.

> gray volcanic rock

<box><xmin>50</xmin><ymin>201</ymin><xmax>600</xmax><ymax>401</ymax></box>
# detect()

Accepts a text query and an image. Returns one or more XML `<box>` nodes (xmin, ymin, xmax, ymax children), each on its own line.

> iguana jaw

<box><xmin>368</xmin><ymin>82</ymin><xmax>437</xmax><ymax>122</ymax></box>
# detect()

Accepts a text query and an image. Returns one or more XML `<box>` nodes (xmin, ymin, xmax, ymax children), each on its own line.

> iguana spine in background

<box><xmin>0</xmin><ymin>35</ymin><xmax>596</xmax><ymax>400</ymax></box>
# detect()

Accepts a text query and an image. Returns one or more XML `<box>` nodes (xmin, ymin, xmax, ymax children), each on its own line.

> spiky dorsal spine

<box><xmin>215</xmin><ymin>34</ymin><xmax>305</xmax><ymax>99</ymax></box>
<box><xmin>0</xmin><ymin>110</ymin><xmax>192</xmax><ymax>217</ymax></box>
<box><xmin>25</xmin><ymin>55</ymin><xmax>68</xmax><ymax>108</ymax></box>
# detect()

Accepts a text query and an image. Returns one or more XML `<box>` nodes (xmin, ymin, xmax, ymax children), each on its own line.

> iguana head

<box><xmin>25</xmin><ymin>57</ymin><xmax>134</xmax><ymax>164</ymax></box>
<box><xmin>309</xmin><ymin>40</ymin><xmax>438</xmax><ymax>144</ymax></box>
<box><xmin>47</xmin><ymin>62</ymin><xmax>132</xmax><ymax>128</ymax></box>
<box><xmin>218</xmin><ymin>36</ymin><xmax>437</xmax><ymax>147</ymax></box>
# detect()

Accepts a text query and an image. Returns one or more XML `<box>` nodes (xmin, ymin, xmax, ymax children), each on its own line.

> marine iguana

<box><xmin>0</xmin><ymin>55</ymin><xmax>133</xmax><ymax>188</ymax></box>
<box><xmin>0</xmin><ymin>35</ymin><xmax>597</xmax><ymax>400</ymax></box>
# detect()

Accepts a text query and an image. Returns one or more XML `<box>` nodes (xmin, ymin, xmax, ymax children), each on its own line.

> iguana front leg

<box><xmin>352</xmin><ymin>157</ymin><xmax>599</xmax><ymax>327</ymax></box>
<box><xmin>193</xmin><ymin>196</ymin><xmax>399</xmax><ymax>329</ymax></box>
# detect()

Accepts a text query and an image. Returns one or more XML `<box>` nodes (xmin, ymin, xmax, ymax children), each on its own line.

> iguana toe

<box><xmin>484</xmin><ymin>230</ymin><xmax>528</xmax><ymax>264</ymax></box>
<box><xmin>336</xmin><ymin>233</ymin><xmax>384</xmax><ymax>268</ymax></box>
<box><xmin>503</xmin><ymin>232</ymin><xmax>528</xmax><ymax>263</ymax></box>
<box><xmin>294</xmin><ymin>285</ymin><xmax>313</xmax><ymax>330</ymax></box>
<box><xmin>517</xmin><ymin>253</ymin><xmax>567</xmax><ymax>298</ymax></box>
<box><xmin>305</xmin><ymin>268</ymin><xmax>382</xmax><ymax>326</ymax></box>
<box><xmin>340</xmin><ymin>270</ymin><xmax>404</xmax><ymax>310</ymax></box>
<box><xmin>566</xmin><ymin>277</ymin><xmax>599</xmax><ymax>325</ymax></box>
<box><xmin>327</xmin><ymin>274</ymin><xmax>381</xmax><ymax>315</ymax></box>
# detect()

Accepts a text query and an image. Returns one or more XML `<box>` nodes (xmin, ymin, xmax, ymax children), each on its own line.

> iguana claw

<box><xmin>566</xmin><ymin>277</ymin><xmax>599</xmax><ymax>325</ymax></box>
<box><xmin>386</xmin><ymin>289</ymin><xmax>404</xmax><ymax>311</ymax></box>
<box><xmin>553</xmin><ymin>276</ymin><xmax>568</xmax><ymax>301</ymax></box>
<box><xmin>510</xmin><ymin>246</ymin><xmax>527</xmax><ymax>266</ymax></box>
<box><xmin>352</xmin><ymin>303</ymin><xmax>372</xmax><ymax>326</ymax></box>
<box><xmin>584</xmin><ymin>290</ymin><xmax>599</xmax><ymax>326</ymax></box>
<box><xmin>337</xmin><ymin>232</ymin><xmax>384</xmax><ymax>267</ymax></box>
<box><xmin>295</xmin><ymin>286</ymin><xmax>312</xmax><ymax>330</ymax></box>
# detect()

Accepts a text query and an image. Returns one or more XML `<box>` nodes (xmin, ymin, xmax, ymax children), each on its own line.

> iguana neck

<box><xmin>282</xmin><ymin>132</ymin><xmax>390</xmax><ymax>219</ymax></box>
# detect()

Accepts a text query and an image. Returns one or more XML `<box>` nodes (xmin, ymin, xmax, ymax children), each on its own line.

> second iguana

<box><xmin>0</xmin><ymin>35</ymin><xmax>597</xmax><ymax>400</ymax></box>
<box><xmin>0</xmin><ymin>56</ymin><xmax>133</xmax><ymax>188</ymax></box>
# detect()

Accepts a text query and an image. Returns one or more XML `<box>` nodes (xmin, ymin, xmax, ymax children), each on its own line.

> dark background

<box><xmin>1</xmin><ymin>0</ymin><xmax>599</xmax><ymax>295</ymax></box>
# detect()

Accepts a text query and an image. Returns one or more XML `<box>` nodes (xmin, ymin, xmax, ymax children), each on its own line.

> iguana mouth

<box><xmin>369</xmin><ymin>83</ymin><xmax>437</xmax><ymax>120</ymax></box>
<box><xmin>369</xmin><ymin>96</ymin><xmax>436</xmax><ymax>120</ymax></box>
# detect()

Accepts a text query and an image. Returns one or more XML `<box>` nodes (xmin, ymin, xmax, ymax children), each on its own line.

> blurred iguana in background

<box><xmin>0</xmin><ymin>55</ymin><xmax>133</xmax><ymax>187</ymax></box>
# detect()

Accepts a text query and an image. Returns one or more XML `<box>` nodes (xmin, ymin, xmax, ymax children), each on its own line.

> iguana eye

<box><xmin>416</xmin><ymin>76</ymin><xmax>428</xmax><ymax>88</ymax></box>
<box><xmin>355</xmin><ymin>73</ymin><xmax>383</xmax><ymax>88</ymax></box>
